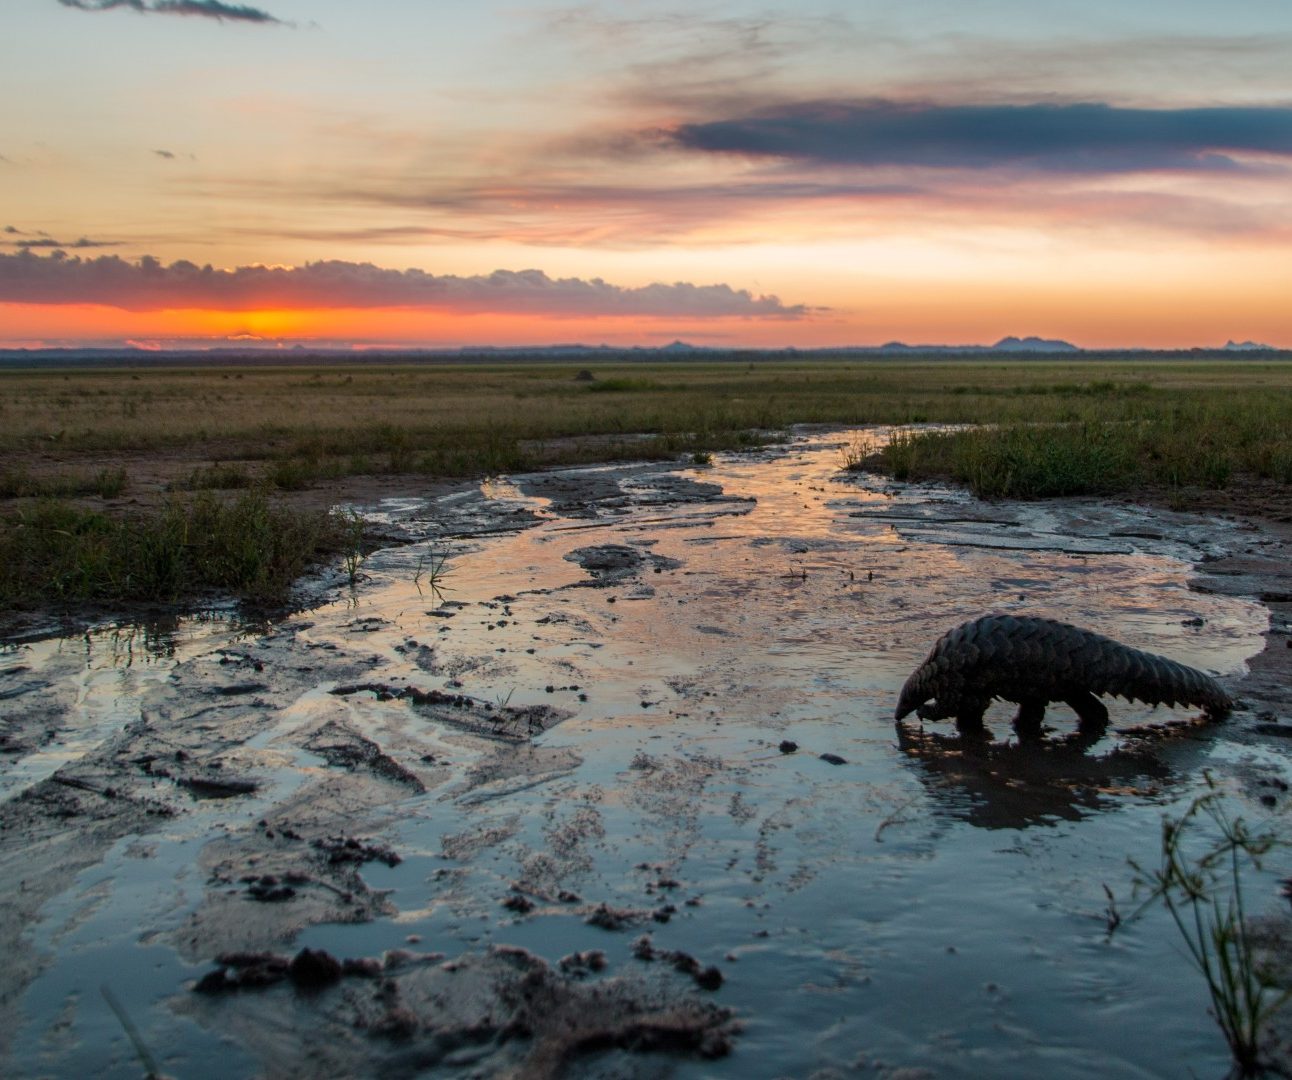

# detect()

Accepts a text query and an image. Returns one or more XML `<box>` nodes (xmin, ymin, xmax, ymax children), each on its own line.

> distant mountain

<box><xmin>872</xmin><ymin>336</ymin><xmax>1079</xmax><ymax>355</ymax></box>
<box><xmin>7</xmin><ymin>338</ymin><xmax>1291</xmax><ymax>371</ymax></box>
<box><xmin>992</xmin><ymin>336</ymin><xmax>1080</xmax><ymax>353</ymax></box>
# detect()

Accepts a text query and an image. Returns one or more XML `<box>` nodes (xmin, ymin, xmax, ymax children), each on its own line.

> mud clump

<box><xmin>312</xmin><ymin>835</ymin><xmax>402</xmax><ymax>868</ymax></box>
<box><xmin>330</xmin><ymin>682</ymin><xmax>569</xmax><ymax>741</ymax></box>
<box><xmin>194</xmin><ymin>946</ymin><xmax>414</xmax><ymax>994</ymax></box>
<box><xmin>302</xmin><ymin>718</ymin><xmax>426</xmax><ymax>790</ymax></box>
<box><xmin>564</xmin><ymin>544</ymin><xmax>681</xmax><ymax>587</ymax></box>
<box><xmin>177</xmin><ymin>776</ymin><xmax>259</xmax><ymax>799</ymax></box>
<box><xmin>630</xmin><ymin>935</ymin><xmax>725</xmax><ymax>991</ymax></box>
<box><xmin>186</xmin><ymin>817</ymin><xmax>406</xmax><ymax>960</ymax></box>
<box><xmin>185</xmin><ymin>944</ymin><xmax>736</xmax><ymax>1077</ymax></box>
<box><xmin>288</xmin><ymin>947</ymin><xmax>343</xmax><ymax>989</ymax></box>
<box><xmin>502</xmin><ymin>891</ymin><xmax>536</xmax><ymax>914</ymax></box>
<box><xmin>585</xmin><ymin>902</ymin><xmax>647</xmax><ymax>931</ymax></box>
<box><xmin>194</xmin><ymin>951</ymin><xmax>291</xmax><ymax>993</ymax></box>
<box><xmin>244</xmin><ymin>875</ymin><xmax>296</xmax><ymax>902</ymax></box>
<box><xmin>558</xmin><ymin>949</ymin><xmax>607</xmax><ymax>976</ymax></box>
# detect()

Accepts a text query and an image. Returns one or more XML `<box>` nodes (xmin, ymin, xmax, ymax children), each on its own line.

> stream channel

<box><xmin>1</xmin><ymin>427</ymin><xmax>1288</xmax><ymax>1079</ymax></box>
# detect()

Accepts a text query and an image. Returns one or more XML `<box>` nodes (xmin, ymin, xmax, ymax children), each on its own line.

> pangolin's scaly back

<box><xmin>895</xmin><ymin>614</ymin><xmax>1233</xmax><ymax>720</ymax></box>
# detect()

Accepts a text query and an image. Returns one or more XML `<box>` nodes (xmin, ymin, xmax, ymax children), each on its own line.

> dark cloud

<box><xmin>57</xmin><ymin>0</ymin><xmax>283</xmax><ymax>25</ymax></box>
<box><xmin>7</xmin><ymin>236</ymin><xmax>121</xmax><ymax>250</ymax></box>
<box><xmin>153</xmin><ymin>149</ymin><xmax>176</xmax><ymax>159</ymax></box>
<box><xmin>0</xmin><ymin>251</ymin><xmax>809</xmax><ymax>319</ymax></box>
<box><xmin>670</xmin><ymin>101</ymin><xmax>1292</xmax><ymax>174</ymax></box>
<box><xmin>3</xmin><ymin>226</ymin><xmax>22</xmax><ymax>235</ymax></box>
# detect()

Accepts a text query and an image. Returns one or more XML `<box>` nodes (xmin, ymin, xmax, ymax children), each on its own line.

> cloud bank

<box><xmin>57</xmin><ymin>0</ymin><xmax>283</xmax><ymax>24</ymax></box>
<box><xmin>5</xmin><ymin>236</ymin><xmax>121</xmax><ymax>250</ymax></box>
<box><xmin>671</xmin><ymin>101</ymin><xmax>1292</xmax><ymax>174</ymax></box>
<box><xmin>0</xmin><ymin>251</ymin><xmax>808</xmax><ymax>319</ymax></box>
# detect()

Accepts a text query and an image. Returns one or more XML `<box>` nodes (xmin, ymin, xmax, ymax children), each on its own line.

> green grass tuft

<box><xmin>0</xmin><ymin>490</ymin><xmax>351</xmax><ymax>609</ymax></box>
<box><xmin>864</xmin><ymin>415</ymin><xmax>1263</xmax><ymax>499</ymax></box>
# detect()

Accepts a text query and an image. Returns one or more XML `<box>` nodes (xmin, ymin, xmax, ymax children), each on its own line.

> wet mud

<box><xmin>2</xmin><ymin>427</ymin><xmax>1291</xmax><ymax>1078</ymax></box>
<box><xmin>181</xmin><ymin>943</ymin><xmax>735</xmax><ymax>1079</ymax></box>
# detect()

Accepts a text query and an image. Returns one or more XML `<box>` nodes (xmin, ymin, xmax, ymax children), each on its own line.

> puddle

<box><xmin>0</xmin><ymin>427</ymin><xmax>1285</xmax><ymax>1079</ymax></box>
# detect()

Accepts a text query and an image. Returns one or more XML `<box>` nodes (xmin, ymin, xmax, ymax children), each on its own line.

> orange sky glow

<box><xmin>4</xmin><ymin>1</ymin><xmax>1292</xmax><ymax>350</ymax></box>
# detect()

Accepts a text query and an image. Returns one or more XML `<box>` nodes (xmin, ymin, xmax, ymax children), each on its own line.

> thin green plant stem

<box><xmin>1118</xmin><ymin>778</ymin><xmax>1290</xmax><ymax>1077</ymax></box>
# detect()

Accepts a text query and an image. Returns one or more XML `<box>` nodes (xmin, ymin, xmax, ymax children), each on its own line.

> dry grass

<box><xmin>3</xmin><ymin>359</ymin><xmax>1290</xmax><ymax>472</ymax></box>
<box><xmin>2</xmin><ymin>357</ymin><xmax>1290</xmax><ymax>609</ymax></box>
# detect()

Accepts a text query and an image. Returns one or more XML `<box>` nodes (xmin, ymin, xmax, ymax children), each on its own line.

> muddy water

<box><xmin>1</xmin><ymin>428</ymin><xmax>1286</xmax><ymax>1079</ymax></box>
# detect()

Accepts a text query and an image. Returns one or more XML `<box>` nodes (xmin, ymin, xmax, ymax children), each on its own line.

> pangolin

<box><xmin>895</xmin><ymin>614</ymin><xmax>1233</xmax><ymax>734</ymax></box>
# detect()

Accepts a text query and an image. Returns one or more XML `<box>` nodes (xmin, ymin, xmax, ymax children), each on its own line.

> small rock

<box><xmin>778</xmin><ymin>740</ymin><xmax>798</xmax><ymax>754</ymax></box>
<box><xmin>819</xmin><ymin>753</ymin><xmax>847</xmax><ymax>766</ymax></box>
<box><xmin>289</xmin><ymin>948</ymin><xmax>342</xmax><ymax>989</ymax></box>
<box><xmin>502</xmin><ymin>893</ymin><xmax>535</xmax><ymax>914</ymax></box>
<box><xmin>559</xmin><ymin>950</ymin><xmax>607</xmax><ymax>976</ymax></box>
<box><xmin>694</xmin><ymin>965</ymin><xmax>725</xmax><ymax>991</ymax></box>
<box><xmin>586</xmin><ymin>902</ymin><xmax>639</xmax><ymax>930</ymax></box>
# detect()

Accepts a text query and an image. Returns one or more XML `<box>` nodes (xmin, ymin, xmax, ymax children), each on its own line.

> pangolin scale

<box><xmin>895</xmin><ymin>614</ymin><xmax>1233</xmax><ymax>733</ymax></box>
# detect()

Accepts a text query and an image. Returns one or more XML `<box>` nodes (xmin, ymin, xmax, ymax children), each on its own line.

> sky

<box><xmin>2</xmin><ymin>0</ymin><xmax>1291</xmax><ymax>350</ymax></box>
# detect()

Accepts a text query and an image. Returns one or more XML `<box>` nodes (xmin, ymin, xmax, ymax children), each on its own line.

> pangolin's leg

<box><xmin>916</xmin><ymin>700</ymin><xmax>955</xmax><ymax>722</ymax></box>
<box><xmin>1064</xmin><ymin>691</ymin><xmax>1109</xmax><ymax>729</ymax></box>
<box><xmin>954</xmin><ymin>698</ymin><xmax>990</xmax><ymax>735</ymax></box>
<box><xmin>1012</xmin><ymin>698</ymin><xmax>1047</xmax><ymax>738</ymax></box>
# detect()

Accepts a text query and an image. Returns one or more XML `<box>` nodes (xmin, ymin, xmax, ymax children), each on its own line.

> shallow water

<box><xmin>2</xmin><ymin>427</ymin><xmax>1285</xmax><ymax>1079</ymax></box>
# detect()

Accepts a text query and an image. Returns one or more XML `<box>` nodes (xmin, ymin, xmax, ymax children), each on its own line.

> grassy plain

<box><xmin>2</xmin><ymin>357</ymin><xmax>1290</xmax><ymax>608</ymax></box>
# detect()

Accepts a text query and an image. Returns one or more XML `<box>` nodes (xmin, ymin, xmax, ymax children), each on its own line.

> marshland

<box><xmin>3</xmin><ymin>356</ymin><xmax>1292</xmax><ymax>1078</ymax></box>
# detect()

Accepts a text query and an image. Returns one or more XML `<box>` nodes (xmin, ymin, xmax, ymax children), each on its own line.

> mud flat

<box><xmin>2</xmin><ymin>427</ymin><xmax>1290</xmax><ymax>1078</ymax></box>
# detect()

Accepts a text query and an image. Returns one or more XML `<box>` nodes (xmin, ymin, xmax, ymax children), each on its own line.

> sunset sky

<box><xmin>3</xmin><ymin>0</ymin><xmax>1291</xmax><ymax>349</ymax></box>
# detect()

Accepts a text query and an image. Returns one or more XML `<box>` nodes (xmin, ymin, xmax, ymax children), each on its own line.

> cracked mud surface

<box><xmin>3</xmin><ymin>427</ymin><xmax>1292</xmax><ymax>1079</ymax></box>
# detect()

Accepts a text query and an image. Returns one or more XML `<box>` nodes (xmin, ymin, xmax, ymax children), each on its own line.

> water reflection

<box><xmin>893</xmin><ymin>717</ymin><xmax>1214</xmax><ymax>829</ymax></box>
<box><xmin>82</xmin><ymin>620</ymin><xmax>179</xmax><ymax>667</ymax></box>
<box><xmin>68</xmin><ymin>609</ymin><xmax>264</xmax><ymax>669</ymax></box>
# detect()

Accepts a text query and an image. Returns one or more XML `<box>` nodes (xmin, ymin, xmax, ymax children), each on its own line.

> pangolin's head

<box><xmin>894</xmin><ymin>667</ymin><xmax>931</xmax><ymax>721</ymax></box>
